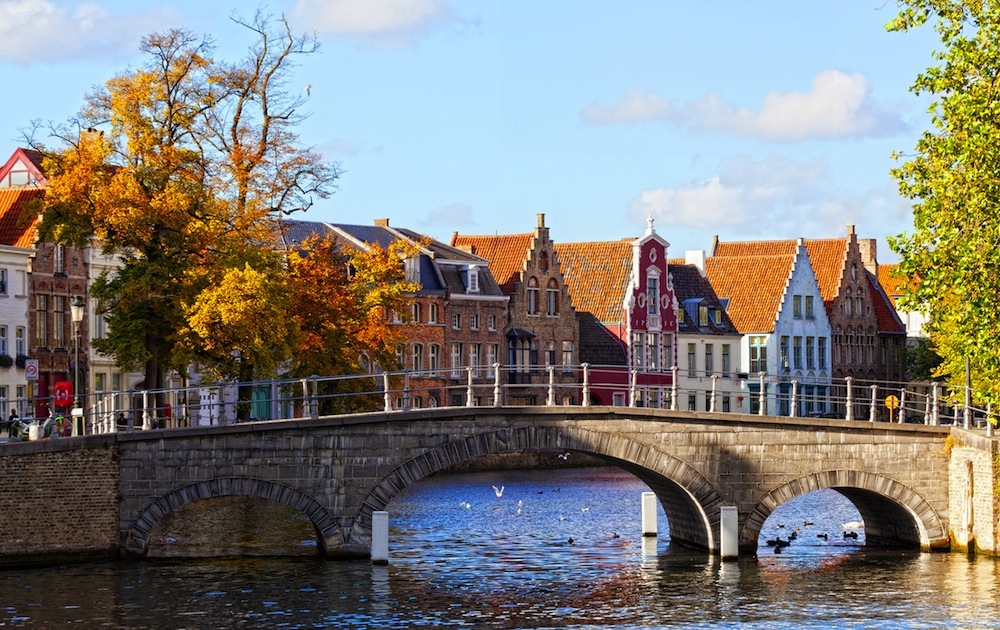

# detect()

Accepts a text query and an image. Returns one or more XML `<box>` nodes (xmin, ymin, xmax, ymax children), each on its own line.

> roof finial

<box><xmin>646</xmin><ymin>215</ymin><xmax>655</xmax><ymax>234</ymax></box>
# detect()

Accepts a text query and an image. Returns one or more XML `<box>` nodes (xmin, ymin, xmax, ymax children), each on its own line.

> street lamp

<box><xmin>70</xmin><ymin>295</ymin><xmax>85</xmax><ymax>435</ymax></box>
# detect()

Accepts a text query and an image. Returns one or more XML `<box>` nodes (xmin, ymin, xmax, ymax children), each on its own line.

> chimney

<box><xmin>858</xmin><ymin>237</ymin><xmax>878</xmax><ymax>276</ymax></box>
<box><xmin>535</xmin><ymin>212</ymin><xmax>549</xmax><ymax>241</ymax></box>
<box><xmin>374</xmin><ymin>219</ymin><xmax>389</xmax><ymax>227</ymax></box>
<box><xmin>685</xmin><ymin>250</ymin><xmax>707</xmax><ymax>277</ymax></box>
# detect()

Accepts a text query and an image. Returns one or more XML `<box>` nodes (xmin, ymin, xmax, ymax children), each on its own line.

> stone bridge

<box><xmin>113</xmin><ymin>406</ymin><xmax>956</xmax><ymax>558</ymax></box>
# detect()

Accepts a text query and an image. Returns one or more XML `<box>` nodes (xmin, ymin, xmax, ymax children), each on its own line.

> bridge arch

<box><xmin>349</xmin><ymin>425</ymin><xmax>724</xmax><ymax>552</ymax></box>
<box><xmin>124</xmin><ymin>477</ymin><xmax>340</xmax><ymax>556</ymax></box>
<box><xmin>743</xmin><ymin>470</ymin><xmax>948</xmax><ymax>552</ymax></box>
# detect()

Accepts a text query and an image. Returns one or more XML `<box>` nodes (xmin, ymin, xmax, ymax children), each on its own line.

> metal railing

<box><xmin>0</xmin><ymin>364</ymin><xmax>994</xmax><ymax>439</ymax></box>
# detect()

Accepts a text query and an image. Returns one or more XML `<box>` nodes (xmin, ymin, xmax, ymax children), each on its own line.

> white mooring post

<box><xmin>720</xmin><ymin>506</ymin><xmax>738</xmax><ymax>561</ymax></box>
<box><xmin>641</xmin><ymin>491</ymin><xmax>657</xmax><ymax>537</ymax></box>
<box><xmin>371</xmin><ymin>511</ymin><xmax>389</xmax><ymax>565</ymax></box>
<box><xmin>581</xmin><ymin>363</ymin><xmax>591</xmax><ymax>407</ymax></box>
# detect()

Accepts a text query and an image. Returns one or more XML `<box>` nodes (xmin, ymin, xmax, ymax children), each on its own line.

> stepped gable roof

<box><xmin>450</xmin><ymin>232</ymin><xmax>534</xmax><ymax>294</ymax></box>
<box><xmin>713</xmin><ymin>237</ymin><xmax>847</xmax><ymax>312</ymax></box>
<box><xmin>668</xmin><ymin>263</ymin><xmax>739</xmax><ymax>336</ymax></box>
<box><xmin>705</xmin><ymin>254</ymin><xmax>795</xmax><ymax>334</ymax></box>
<box><xmin>877</xmin><ymin>263</ymin><xmax>911</xmax><ymax>308</ymax></box>
<box><xmin>0</xmin><ymin>188</ymin><xmax>43</xmax><ymax>248</ymax></box>
<box><xmin>867</xmin><ymin>271</ymin><xmax>906</xmax><ymax>335</ymax></box>
<box><xmin>554</xmin><ymin>239</ymin><xmax>632</xmax><ymax>325</ymax></box>
<box><xmin>576</xmin><ymin>311</ymin><xmax>627</xmax><ymax>366</ymax></box>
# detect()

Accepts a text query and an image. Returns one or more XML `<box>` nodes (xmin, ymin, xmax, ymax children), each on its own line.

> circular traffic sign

<box><xmin>24</xmin><ymin>359</ymin><xmax>38</xmax><ymax>381</ymax></box>
<box><xmin>885</xmin><ymin>394</ymin><xmax>900</xmax><ymax>411</ymax></box>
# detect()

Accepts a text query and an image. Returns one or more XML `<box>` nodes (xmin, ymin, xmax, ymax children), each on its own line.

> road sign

<box><xmin>24</xmin><ymin>359</ymin><xmax>38</xmax><ymax>381</ymax></box>
<box><xmin>885</xmin><ymin>394</ymin><xmax>900</xmax><ymax>411</ymax></box>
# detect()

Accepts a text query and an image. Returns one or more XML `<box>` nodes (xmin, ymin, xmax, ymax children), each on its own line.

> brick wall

<box><xmin>0</xmin><ymin>436</ymin><xmax>118</xmax><ymax>565</ymax></box>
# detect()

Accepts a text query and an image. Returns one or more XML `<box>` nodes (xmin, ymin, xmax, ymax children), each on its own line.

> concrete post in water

<box><xmin>371</xmin><ymin>511</ymin><xmax>389</xmax><ymax>565</ymax></box>
<box><xmin>383</xmin><ymin>372</ymin><xmax>391</xmax><ymax>412</ymax></box>
<box><xmin>671</xmin><ymin>366</ymin><xmax>679</xmax><ymax>411</ymax></box>
<box><xmin>466</xmin><ymin>366</ymin><xmax>475</xmax><ymax>407</ymax></box>
<box><xmin>581</xmin><ymin>363</ymin><xmax>590</xmax><ymax>407</ymax></box>
<box><xmin>629</xmin><ymin>369</ymin><xmax>638</xmax><ymax>408</ymax></box>
<box><xmin>493</xmin><ymin>363</ymin><xmax>502</xmax><ymax>407</ymax></box>
<box><xmin>710</xmin><ymin>375</ymin><xmax>718</xmax><ymax>412</ymax></box>
<box><xmin>898</xmin><ymin>388</ymin><xmax>906</xmax><ymax>423</ymax></box>
<box><xmin>547</xmin><ymin>366</ymin><xmax>555</xmax><ymax>406</ymax></box>
<box><xmin>758</xmin><ymin>372</ymin><xmax>765</xmax><ymax>416</ymax></box>
<box><xmin>931</xmin><ymin>382</ymin><xmax>939</xmax><ymax>425</ymax></box>
<box><xmin>845</xmin><ymin>377</ymin><xmax>854</xmax><ymax>421</ymax></box>
<box><xmin>720</xmin><ymin>506</ymin><xmax>738</xmax><ymax>561</ymax></box>
<box><xmin>789</xmin><ymin>380</ymin><xmax>797</xmax><ymax>418</ymax></box>
<box><xmin>641</xmin><ymin>491</ymin><xmax>657</xmax><ymax>537</ymax></box>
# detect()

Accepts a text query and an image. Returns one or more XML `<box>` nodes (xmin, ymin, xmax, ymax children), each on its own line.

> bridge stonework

<box><xmin>0</xmin><ymin>407</ymin><xmax>992</xmax><ymax>565</ymax></box>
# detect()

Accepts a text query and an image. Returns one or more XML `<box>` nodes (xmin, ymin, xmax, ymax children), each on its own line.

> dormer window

<box><xmin>404</xmin><ymin>256</ymin><xmax>420</xmax><ymax>284</ymax></box>
<box><xmin>466</xmin><ymin>266</ymin><xmax>479</xmax><ymax>293</ymax></box>
<box><xmin>698</xmin><ymin>305</ymin><xmax>709</xmax><ymax>327</ymax></box>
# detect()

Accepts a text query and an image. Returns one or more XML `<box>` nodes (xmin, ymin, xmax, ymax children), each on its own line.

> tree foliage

<box><xmin>888</xmin><ymin>0</ymin><xmax>1000</xmax><ymax>406</ymax></box>
<box><xmin>30</xmin><ymin>12</ymin><xmax>340</xmax><ymax>390</ymax></box>
<box><xmin>284</xmin><ymin>232</ymin><xmax>420</xmax><ymax>413</ymax></box>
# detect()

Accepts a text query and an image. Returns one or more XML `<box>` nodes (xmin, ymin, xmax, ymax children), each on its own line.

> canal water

<box><xmin>1</xmin><ymin>466</ymin><xmax>999</xmax><ymax>628</ymax></box>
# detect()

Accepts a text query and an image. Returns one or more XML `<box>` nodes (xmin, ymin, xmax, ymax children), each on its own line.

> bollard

<box><xmin>720</xmin><ymin>506</ymin><xmax>738</xmax><ymax>561</ymax></box>
<box><xmin>371</xmin><ymin>511</ymin><xmax>389</xmax><ymax>565</ymax></box>
<box><xmin>641</xmin><ymin>491</ymin><xmax>657</xmax><ymax>537</ymax></box>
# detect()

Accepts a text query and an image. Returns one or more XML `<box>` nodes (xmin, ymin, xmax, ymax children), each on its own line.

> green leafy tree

<box><xmin>30</xmin><ymin>13</ymin><xmax>339</xmax><ymax>394</ymax></box>
<box><xmin>887</xmin><ymin>1</ymin><xmax>1000</xmax><ymax>406</ymax></box>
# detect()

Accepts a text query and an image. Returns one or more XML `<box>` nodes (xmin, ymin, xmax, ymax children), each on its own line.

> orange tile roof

<box><xmin>451</xmin><ymin>232</ymin><xmax>534</xmax><ymax>294</ymax></box>
<box><xmin>867</xmin><ymin>271</ymin><xmax>906</xmax><ymax>334</ymax></box>
<box><xmin>705</xmin><ymin>254</ymin><xmax>795</xmax><ymax>333</ymax></box>
<box><xmin>714</xmin><ymin>237</ymin><xmax>848</xmax><ymax>311</ymax></box>
<box><xmin>876</xmin><ymin>263</ymin><xmax>913</xmax><ymax>307</ymax></box>
<box><xmin>555</xmin><ymin>240</ymin><xmax>632</xmax><ymax>325</ymax></box>
<box><xmin>0</xmin><ymin>188</ymin><xmax>42</xmax><ymax>248</ymax></box>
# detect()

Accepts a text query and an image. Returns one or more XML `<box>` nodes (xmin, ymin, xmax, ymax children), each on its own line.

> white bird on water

<box><xmin>492</xmin><ymin>485</ymin><xmax>505</xmax><ymax>498</ymax></box>
<box><xmin>459</xmin><ymin>501</ymin><xmax>471</xmax><ymax>509</ymax></box>
<box><xmin>558</xmin><ymin>452</ymin><xmax>570</xmax><ymax>460</ymax></box>
<box><xmin>843</xmin><ymin>520</ymin><xmax>864</xmax><ymax>529</ymax></box>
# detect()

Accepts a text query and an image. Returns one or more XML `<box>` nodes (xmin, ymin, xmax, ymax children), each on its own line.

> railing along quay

<box><xmin>1</xmin><ymin>364</ymin><xmax>994</xmax><ymax>439</ymax></box>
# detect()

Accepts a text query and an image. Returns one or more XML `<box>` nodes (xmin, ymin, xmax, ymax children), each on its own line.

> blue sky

<box><xmin>0</xmin><ymin>1</ymin><xmax>940</xmax><ymax>260</ymax></box>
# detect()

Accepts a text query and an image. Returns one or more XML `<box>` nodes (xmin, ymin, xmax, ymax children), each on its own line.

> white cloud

<box><xmin>292</xmin><ymin>0</ymin><xmax>456</xmax><ymax>47</ymax></box>
<box><xmin>582</xmin><ymin>70</ymin><xmax>907</xmax><ymax>140</ymax></box>
<box><xmin>629</xmin><ymin>153</ymin><xmax>907</xmax><ymax>242</ymax></box>
<box><xmin>0</xmin><ymin>0</ymin><xmax>168</xmax><ymax>64</ymax></box>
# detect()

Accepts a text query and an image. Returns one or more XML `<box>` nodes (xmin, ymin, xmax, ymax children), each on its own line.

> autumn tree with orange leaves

<box><xmin>283</xmin><ymin>233</ymin><xmax>420</xmax><ymax>413</ymax></box>
<box><xmin>30</xmin><ymin>12</ymin><xmax>340</xmax><ymax>395</ymax></box>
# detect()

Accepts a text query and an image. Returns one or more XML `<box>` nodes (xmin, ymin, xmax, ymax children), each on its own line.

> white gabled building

<box><xmin>705</xmin><ymin>238</ymin><xmax>833</xmax><ymax>416</ymax></box>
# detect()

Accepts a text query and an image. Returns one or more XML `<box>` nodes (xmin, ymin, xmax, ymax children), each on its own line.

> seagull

<box><xmin>558</xmin><ymin>452</ymin><xmax>570</xmax><ymax>460</ymax></box>
<box><xmin>492</xmin><ymin>485</ymin><xmax>505</xmax><ymax>498</ymax></box>
<box><xmin>581</xmin><ymin>507</ymin><xmax>590</xmax><ymax>513</ymax></box>
<box><xmin>304</xmin><ymin>83</ymin><xmax>312</xmax><ymax>97</ymax></box>
<box><xmin>459</xmin><ymin>501</ymin><xmax>471</xmax><ymax>509</ymax></box>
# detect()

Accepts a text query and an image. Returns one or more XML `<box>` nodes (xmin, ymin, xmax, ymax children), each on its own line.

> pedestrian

<box><xmin>7</xmin><ymin>408</ymin><xmax>18</xmax><ymax>439</ymax></box>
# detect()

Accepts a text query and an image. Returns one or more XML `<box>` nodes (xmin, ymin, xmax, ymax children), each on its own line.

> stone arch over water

<box><xmin>743</xmin><ymin>470</ymin><xmax>948</xmax><ymax>553</ymax></box>
<box><xmin>124</xmin><ymin>477</ymin><xmax>340</xmax><ymax>556</ymax></box>
<box><xmin>350</xmin><ymin>425</ymin><xmax>724</xmax><ymax>553</ymax></box>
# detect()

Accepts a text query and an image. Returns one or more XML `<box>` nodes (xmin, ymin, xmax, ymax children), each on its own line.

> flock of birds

<box><xmin>765</xmin><ymin>520</ymin><xmax>864</xmax><ymax>553</ymax></box>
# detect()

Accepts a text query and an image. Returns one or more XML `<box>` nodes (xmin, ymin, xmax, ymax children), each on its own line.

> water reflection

<box><xmin>1</xmin><ymin>466</ymin><xmax>999</xmax><ymax>628</ymax></box>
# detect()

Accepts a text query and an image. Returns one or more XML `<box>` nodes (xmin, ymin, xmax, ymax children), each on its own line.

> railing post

<box><xmin>403</xmin><ymin>371</ymin><xmax>411</xmax><ymax>412</ymax></box>
<box><xmin>301</xmin><ymin>378</ymin><xmax>309</xmax><ymax>419</ymax></box>
<box><xmin>710</xmin><ymin>375</ymin><xmax>718</xmax><ymax>413</ymax></box>
<box><xmin>844</xmin><ymin>376</ymin><xmax>854</xmax><ymax>421</ymax></box>
<box><xmin>923</xmin><ymin>386</ymin><xmax>931</xmax><ymax>425</ymax></box>
<box><xmin>466</xmin><ymin>366</ymin><xmax>475</xmax><ymax>407</ymax></box>
<box><xmin>789</xmin><ymin>380</ymin><xmax>797</xmax><ymax>418</ymax></box>
<box><xmin>869</xmin><ymin>384</ymin><xmax>878</xmax><ymax>422</ymax></box>
<box><xmin>757</xmin><ymin>372</ymin><xmax>765</xmax><ymax>416</ymax></box>
<box><xmin>493</xmin><ymin>363</ymin><xmax>502</xmax><ymax>407</ymax></box>
<box><xmin>383</xmin><ymin>372</ymin><xmax>392</xmax><ymax>412</ymax></box>
<box><xmin>898</xmin><ymin>388</ymin><xmax>906</xmax><ymax>423</ymax></box>
<box><xmin>546</xmin><ymin>366</ymin><xmax>556</xmax><ymax>406</ymax></box>
<box><xmin>671</xmin><ymin>366</ymin><xmax>678</xmax><ymax>411</ymax></box>
<box><xmin>141</xmin><ymin>390</ymin><xmax>151</xmax><ymax>430</ymax></box>
<box><xmin>988</xmin><ymin>402</ymin><xmax>994</xmax><ymax>437</ymax></box>
<box><xmin>964</xmin><ymin>385</ymin><xmax>972</xmax><ymax>430</ymax></box>
<box><xmin>581</xmin><ymin>363</ymin><xmax>590</xmax><ymax>407</ymax></box>
<box><xmin>931</xmin><ymin>382</ymin><xmax>939</xmax><ymax>426</ymax></box>
<box><xmin>629</xmin><ymin>369</ymin><xmax>638</xmax><ymax>408</ymax></box>
<box><xmin>308</xmin><ymin>376</ymin><xmax>317</xmax><ymax>420</ymax></box>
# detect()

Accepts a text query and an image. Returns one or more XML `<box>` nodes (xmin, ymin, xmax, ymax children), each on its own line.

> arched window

<box><xmin>527</xmin><ymin>277</ymin><xmax>539</xmax><ymax>315</ymax></box>
<box><xmin>546</xmin><ymin>278</ymin><xmax>559</xmax><ymax>316</ymax></box>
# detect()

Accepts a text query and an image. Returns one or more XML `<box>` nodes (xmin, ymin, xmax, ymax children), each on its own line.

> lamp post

<box><xmin>70</xmin><ymin>295</ymin><xmax>85</xmax><ymax>436</ymax></box>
